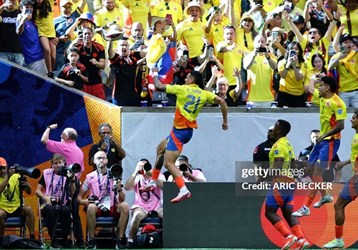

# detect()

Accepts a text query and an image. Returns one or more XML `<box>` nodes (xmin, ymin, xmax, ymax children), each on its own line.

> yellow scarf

<box><xmin>339</xmin><ymin>50</ymin><xmax>358</xmax><ymax>79</ymax></box>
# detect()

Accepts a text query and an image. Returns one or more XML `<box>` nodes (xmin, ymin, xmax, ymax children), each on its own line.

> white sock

<box><xmin>179</xmin><ymin>186</ymin><xmax>189</xmax><ymax>193</ymax></box>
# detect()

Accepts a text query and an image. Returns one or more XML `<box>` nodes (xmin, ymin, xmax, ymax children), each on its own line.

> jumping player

<box><xmin>141</xmin><ymin>69</ymin><xmax>228</xmax><ymax>203</ymax></box>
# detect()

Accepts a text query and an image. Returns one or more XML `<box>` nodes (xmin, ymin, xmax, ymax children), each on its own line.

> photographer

<box><xmin>89</xmin><ymin>123</ymin><xmax>126</xmax><ymax>170</ymax></box>
<box><xmin>35</xmin><ymin>154</ymin><xmax>77</xmax><ymax>249</ymax></box>
<box><xmin>0</xmin><ymin>157</ymin><xmax>35</xmax><ymax>242</ymax></box>
<box><xmin>167</xmin><ymin>155</ymin><xmax>206</xmax><ymax>183</ymax></box>
<box><xmin>78</xmin><ymin>151</ymin><xmax>129</xmax><ymax>249</ymax></box>
<box><xmin>124</xmin><ymin>159</ymin><xmax>164</xmax><ymax>248</ymax></box>
<box><xmin>41</xmin><ymin>124</ymin><xmax>85</xmax><ymax>247</ymax></box>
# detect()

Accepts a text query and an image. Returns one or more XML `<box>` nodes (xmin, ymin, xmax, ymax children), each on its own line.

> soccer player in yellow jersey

<box><xmin>142</xmin><ymin>70</ymin><xmax>228</xmax><ymax>203</ymax></box>
<box><xmin>323</xmin><ymin>110</ymin><xmax>358</xmax><ymax>249</ymax></box>
<box><xmin>0</xmin><ymin>157</ymin><xmax>35</xmax><ymax>241</ymax></box>
<box><xmin>293</xmin><ymin>76</ymin><xmax>347</xmax><ymax>217</ymax></box>
<box><xmin>265</xmin><ymin>120</ymin><xmax>309</xmax><ymax>250</ymax></box>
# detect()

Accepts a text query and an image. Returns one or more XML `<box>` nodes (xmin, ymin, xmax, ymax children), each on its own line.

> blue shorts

<box><xmin>166</xmin><ymin>127</ymin><xmax>193</xmax><ymax>152</ymax></box>
<box><xmin>339</xmin><ymin>176</ymin><xmax>358</xmax><ymax>201</ymax></box>
<box><xmin>266</xmin><ymin>185</ymin><xmax>294</xmax><ymax>209</ymax></box>
<box><xmin>308</xmin><ymin>139</ymin><xmax>340</xmax><ymax>170</ymax></box>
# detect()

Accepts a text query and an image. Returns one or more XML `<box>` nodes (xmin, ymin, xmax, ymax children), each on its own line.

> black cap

<box><xmin>293</xmin><ymin>15</ymin><xmax>305</xmax><ymax>24</ymax></box>
<box><xmin>177</xmin><ymin>155</ymin><xmax>188</xmax><ymax>161</ymax></box>
<box><xmin>340</xmin><ymin>33</ymin><xmax>353</xmax><ymax>44</ymax></box>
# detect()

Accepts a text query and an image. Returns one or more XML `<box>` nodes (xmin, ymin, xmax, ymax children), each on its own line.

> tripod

<box><xmin>45</xmin><ymin>175</ymin><xmax>72</xmax><ymax>247</ymax></box>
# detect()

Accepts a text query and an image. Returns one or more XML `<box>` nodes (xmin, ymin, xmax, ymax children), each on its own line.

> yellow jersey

<box><xmin>0</xmin><ymin>174</ymin><xmax>21</xmax><ymax>213</ymax></box>
<box><xmin>313</xmin><ymin>88</ymin><xmax>347</xmax><ymax>140</ymax></box>
<box><xmin>176</xmin><ymin>19</ymin><xmax>205</xmax><ymax>58</ymax></box>
<box><xmin>269</xmin><ymin>137</ymin><xmax>295</xmax><ymax>182</ymax></box>
<box><xmin>166</xmin><ymin>84</ymin><xmax>216</xmax><ymax>129</ymax></box>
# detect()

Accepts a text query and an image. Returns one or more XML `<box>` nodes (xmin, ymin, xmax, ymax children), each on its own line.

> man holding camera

<box><xmin>35</xmin><ymin>154</ymin><xmax>76</xmax><ymax>248</ymax></box>
<box><xmin>78</xmin><ymin>151</ymin><xmax>129</xmax><ymax>249</ymax></box>
<box><xmin>41</xmin><ymin>123</ymin><xmax>85</xmax><ymax>247</ymax></box>
<box><xmin>124</xmin><ymin>159</ymin><xmax>164</xmax><ymax>248</ymax></box>
<box><xmin>167</xmin><ymin>155</ymin><xmax>206</xmax><ymax>182</ymax></box>
<box><xmin>0</xmin><ymin>157</ymin><xmax>35</xmax><ymax>243</ymax></box>
<box><xmin>89</xmin><ymin>123</ymin><xmax>126</xmax><ymax>170</ymax></box>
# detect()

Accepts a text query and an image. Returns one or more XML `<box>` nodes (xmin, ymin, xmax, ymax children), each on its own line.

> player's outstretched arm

<box><xmin>152</xmin><ymin>68</ymin><xmax>167</xmax><ymax>92</ymax></box>
<box><xmin>214</xmin><ymin>96</ymin><xmax>228</xmax><ymax>130</ymax></box>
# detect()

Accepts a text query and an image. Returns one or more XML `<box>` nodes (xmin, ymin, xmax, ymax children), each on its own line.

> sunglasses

<box><xmin>309</xmin><ymin>31</ymin><xmax>318</xmax><ymax>35</ymax></box>
<box><xmin>100</xmin><ymin>131</ymin><xmax>111</xmax><ymax>135</ymax></box>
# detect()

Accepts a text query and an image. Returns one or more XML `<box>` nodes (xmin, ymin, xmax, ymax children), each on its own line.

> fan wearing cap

<box><xmin>167</xmin><ymin>155</ymin><xmax>207</xmax><ymax>182</ymax></box>
<box><xmin>328</xmin><ymin>31</ymin><xmax>358</xmax><ymax>108</ymax></box>
<box><xmin>53</xmin><ymin>0</ymin><xmax>81</xmax><ymax>71</ymax></box>
<box><xmin>286</xmin><ymin>10</ymin><xmax>340</xmax><ymax>70</ymax></box>
<box><xmin>176</xmin><ymin>1</ymin><xmax>206</xmax><ymax>58</ymax></box>
<box><xmin>243</xmin><ymin>35</ymin><xmax>277</xmax><ymax>108</ymax></box>
<box><xmin>287</xmin><ymin>14</ymin><xmax>306</xmax><ymax>42</ymax></box>
<box><xmin>236</xmin><ymin>14</ymin><xmax>258</xmax><ymax>52</ymax></box>
<box><xmin>65</xmin><ymin>12</ymin><xmax>99</xmax><ymax>41</ymax></box>
<box><xmin>0</xmin><ymin>157</ymin><xmax>35</xmax><ymax>241</ymax></box>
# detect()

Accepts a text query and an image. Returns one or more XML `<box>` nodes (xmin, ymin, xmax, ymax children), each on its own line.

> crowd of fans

<box><xmin>0</xmin><ymin>0</ymin><xmax>357</xmax><ymax>108</ymax></box>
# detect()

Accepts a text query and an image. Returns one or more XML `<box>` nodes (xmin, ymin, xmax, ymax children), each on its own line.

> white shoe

<box><xmin>313</xmin><ymin>194</ymin><xmax>333</xmax><ymax>208</ymax></box>
<box><xmin>282</xmin><ymin>235</ymin><xmax>297</xmax><ymax>250</ymax></box>
<box><xmin>292</xmin><ymin>206</ymin><xmax>310</xmax><ymax>217</ymax></box>
<box><xmin>170</xmin><ymin>190</ymin><xmax>192</xmax><ymax>203</ymax></box>
<box><xmin>323</xmin><ymin>238</ymin><xmax>344</xmax><ymax>248</ymax></box>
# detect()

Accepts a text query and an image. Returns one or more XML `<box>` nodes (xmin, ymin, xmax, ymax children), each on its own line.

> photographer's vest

<box><xmin>43</xmin><ymin>169</ymin><xmax>69</xmax><ymax>205</ymax></box>
<box><xmin>133</xmin><ymin>175</ymin><xmax>161</xmax><ymax>212</ymax></box>
<box><xmin>85</xmin><ymin>171</ymin><xmax>116</xmax><ymax>207</ymax></box>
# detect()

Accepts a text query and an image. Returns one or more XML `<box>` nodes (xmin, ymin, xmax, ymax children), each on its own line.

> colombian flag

<box><xmin>147</xmin><ymin>34</ymin><xmax>176</xmax><ymax>84</ymax></box>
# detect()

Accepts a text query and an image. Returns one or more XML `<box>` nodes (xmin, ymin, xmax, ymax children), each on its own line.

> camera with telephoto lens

<box><xmin>179</xmin><ymin>163</ymin><xmax>192</xmax><ymax>173</ymax></box>
<box><xmin>108</xmin><ymin>164</ymin><xmax>123</xmax><ymax>180</ymax></box>
<box><xmin>13</xmin><ymin>164</ymin><xmax>41</xmax><ymax>179</ymax></box>
<box><xmin>57</xmin><ymin>163</ymin><xmax>81</xmax><ymax>177</ymax></box>
<box><xmin>138</xmin><ymin>160</ymin><xmax>152</xmax><ymax>175</ymax></box>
